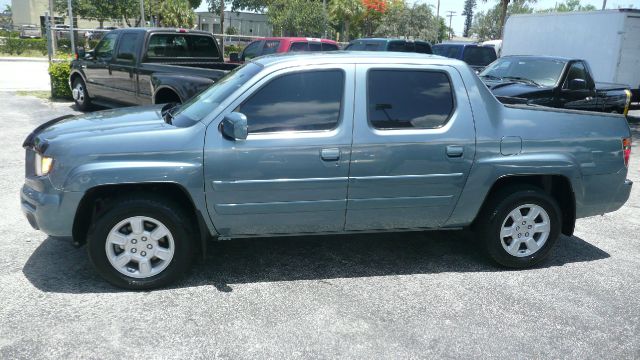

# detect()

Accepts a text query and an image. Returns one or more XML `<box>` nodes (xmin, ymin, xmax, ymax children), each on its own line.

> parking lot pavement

<box><xmin>0</xmin><ymin>91</ymin><xmax>639</xmax><ymax>359</ymax></box>
<box><xmin>0</xmin><ymin>58</ymin><xmax>50</xmax><ymax>91</ymax></box>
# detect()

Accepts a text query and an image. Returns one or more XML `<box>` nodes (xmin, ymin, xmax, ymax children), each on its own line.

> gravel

<box><xmin>1</xmin><ymin>92</ymin><xmax>639</xmax><ymax>359</ymax></box>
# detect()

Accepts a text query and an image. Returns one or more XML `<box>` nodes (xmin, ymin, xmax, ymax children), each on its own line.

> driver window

<box><xmin>563</xmin><ymin>62</ymin><xmax>588</xmax><ymax>89</ymax></box>
<box><xmin>95</xmin><ymin>33</ymin><xmax>118</xmax><ymax>60</ymax></box>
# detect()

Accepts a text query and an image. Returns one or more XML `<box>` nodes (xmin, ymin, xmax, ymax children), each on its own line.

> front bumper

<box><xmin>21</xmin><ymin>177</ymin><xmax>84</xmax><ymax>237</ymax></box>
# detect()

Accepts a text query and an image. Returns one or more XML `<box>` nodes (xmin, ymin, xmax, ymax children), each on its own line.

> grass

<box><xmin>0</xmin><ymin>51</ymin><xmax>48</xmax><ymax>58</ymax></box>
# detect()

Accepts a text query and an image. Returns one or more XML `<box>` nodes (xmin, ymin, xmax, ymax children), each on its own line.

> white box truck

<box><xmin>502</xmin><ymin>9</ymin><xmax>640</xmax><ymax>101</ymax></box>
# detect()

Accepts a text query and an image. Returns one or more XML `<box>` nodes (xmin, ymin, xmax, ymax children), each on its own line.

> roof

<box><xmin>499</xmin><ymin>55</ymin><xmax>576</xmax><ymax>62</ymax></box>
<box><xmin>251</xmin><ymin>51</ymin><xmax>460</xmax><ymax>67</ymax></box>
<box><xmin>258</xmin><ymin>37</ymin><xmax>337</xmax><ymax>44</ymax></box>
<box><xmin>109</xmin><ymin>27</ymin><xmax>213</xmax><ymax>36</ymax></box>
<box><xmin>433</xmin><ymin>42</ymin><xmax>482</xmax><ymax>48</ymax></box>
<box><xmin>350</xmin><ymin>38</ymin><xmax>431</xmax><ymax>44</ymax></box>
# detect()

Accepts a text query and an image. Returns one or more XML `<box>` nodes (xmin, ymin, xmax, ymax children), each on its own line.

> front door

<box><xmin>109</xmin><ymin>32</ymin><xmax>142</xmax><ymax>105</ymax></box>
<box><xmin>84</xmin><ymin>32</ymin><xmax>119</xmax><ymax>99</ymax></box>
<box><xmin>345</xmin><ymin>64</ymin><xmax>476</xmax><ymax>230</ymax></box>
<box><xmin>204</xmin><ymin>64</ymin><xmax>355</xmax><ymax>236</ymax></box>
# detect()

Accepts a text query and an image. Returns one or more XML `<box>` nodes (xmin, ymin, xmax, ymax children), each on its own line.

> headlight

<box><xmin>35</xmin><ymin>153</ymin><xmax>54</xmax><ymax>176</ymax></box>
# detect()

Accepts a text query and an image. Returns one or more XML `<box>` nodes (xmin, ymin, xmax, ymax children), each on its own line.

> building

<box><xmin>196</xmin><ymin>11</ymin><xmax>271</xmax><ymax>37</ymax></box>
<box><xmin>11</xmin><ymin>0</ymin><xmax>122</xmax><ymax>30</ymax></box>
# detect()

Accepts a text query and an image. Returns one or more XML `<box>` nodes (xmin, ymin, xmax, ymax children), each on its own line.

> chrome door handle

<box><xmin>320</xmin><ymin>148</ymin><xmax>340</xmax><ymax>161</ymax></box>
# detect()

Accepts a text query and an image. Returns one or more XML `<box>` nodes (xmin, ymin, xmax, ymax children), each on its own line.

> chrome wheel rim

<box><xmin>105</xmin><ymin>216</ymin><xmax>175</xmax><ymax>279</ymax></box>
<box><xmin>500</xmin><ymin>204</ymin><xmax>550</xmax><ymax>257</ymax></box>
<box><xmin>72</xmin><ymin>82</ymin><xmax>85</xmax><ymax>104</ymax></box>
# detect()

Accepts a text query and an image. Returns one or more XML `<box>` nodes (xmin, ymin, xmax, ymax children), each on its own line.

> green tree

<box><xmin>160</xmin><ymin>0</ymin><xmax>196</xmax><ymax>27</ymax></box>
<box><xmin>481</xmin><ymin>0</ymin><xmax>535</xmax><ymax>38</ymax></box>
<box><xmin>375</xmin><ymin>1</ymin><xmax>439</xmax><ymax>42</ymax></box>
<box><xmin>329</xmin><ymin>0</ymin><xmax>364</xmax><ymax>42</ymax></box>
<box><xmin>537</xmin><ymin>0</ymin><xmax>596</xmax><ymax>12</ymax></box>
<box><xmin>461</xmin><ymin>0</ymin><xmax>476</xmax><ymax>37</ymax></box>
<box><xmin>268</xmin><ymin>0</ymin><xmax>326</xmax><ymax>36</ymax></box>
<box><xmin>473</xmin><ymin>0</ymin><xmax>532</xmax><ymax>40</ymax></box>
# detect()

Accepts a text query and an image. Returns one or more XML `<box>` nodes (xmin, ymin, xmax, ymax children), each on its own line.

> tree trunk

<box><xmin>345</xmin><ymin>20</ymin><xmax>350</xmax><ymax>42</ymax></box>
<box><xmin>499</xmin><ymin>0</ymin><xmax>509</xmax><ymax>39</ymax></box>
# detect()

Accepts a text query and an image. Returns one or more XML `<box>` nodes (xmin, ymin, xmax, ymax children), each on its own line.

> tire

<box><xmin>86</xmin><ymin>195</ymin><xmax>195</xmax><ymax>290</ymax></box>
<box><xmin>71</xmin><ymin>77</ymin><xmax>92</xmax><ymax>111</ymax></box>
<box><xmin>477</xmin><ymin>185</ymin><xmax>561</xmax><ymax>268</ymax></box>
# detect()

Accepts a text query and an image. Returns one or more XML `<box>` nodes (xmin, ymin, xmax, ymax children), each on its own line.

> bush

<box><xmin>224</xmin><ymin>44</ymin><xmax>243</xmax><ymax>57</ymax></box>
<box><xmin>49</xmin><ymin>60</ymin><xmax>72</xmax><ymax>99</ymax></box>
<box><xmin>0</xmin><ymin>38</ymin><xmax>47</xmax><ymax>55</ymax></box>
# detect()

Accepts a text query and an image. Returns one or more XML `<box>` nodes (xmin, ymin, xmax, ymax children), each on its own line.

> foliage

<box><xmin>537</xmin><ymin>0</ymin><xmax>596</xmax><ymax>12</ymax></box>
<box><xmin>0</xmin><ymin>38</ymin><xmax>48</xmax><ymax>55</ymax></box>
<box><xmin>374</xmin><ymin>1</ymin><xmax>440</xmax><ymax>42</ymax></box>
<box><xmin>461</xmin><ymin>0</ymin><xmax>476</xmax><ymax>37</ymax></box>
<box><xmin>267</xmin><ymin>0</ymin><xmax>327</xmax><ymax>37</ymax></box>
<box><xmin>471</xmin><ymin>0</ymin><xmax>533</xmax><ymax>40</ymax></box>
<box><xmin>226</xmin><ymin>26</ymin><xmax>238</xmax><ymax>35</ymax></box>
<box><xmin>160</xmin><ymin>0</ymin><xmax>196</xmax><ymax>28</ymax></box>
<box><xmin>224</xmin><ymin>43</ymin><xmax>243</xmax><ymax>56</ymax></box>
<box><xmin>329</xmin><ymin>0</ymin><xmax>364</xmax><ymax>42</ymax></box>
<box><xmin>48</xmin><ymin>61</ymin><xmax>72</xmax><ymax>99</ymax></box>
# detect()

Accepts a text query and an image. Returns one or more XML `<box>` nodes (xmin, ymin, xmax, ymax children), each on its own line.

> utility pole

<box><xmin>436</xmin><ymin>0</ymin><xmax>440</xmax><ymax>20</ymax></box>
<box><xmin>446</xmin><ymin>11</ymin><xmax>456</xmax><ymax>39</ymax></box>
<box><xmin>48</xmin><ymin>0</ymin><xmax>56</xmax><ymax>53</ymax></box>
<box><xmin>323</xmin><ymin>0</ymin><xmax>327</xmax><ymax>38</ymax></box>
<box><xmin>140</xmin><ymin>0</ymin><xmax>146</xmax><ymax>27</ymax></box>
<box><xmin>67</xmin><ymin>0</ymin><xmax>75</xmax><ymax>55</ymax></box>
<box><xmin>602</xmin><ymin>0</ymin><xmax>607</xmax><ymax>10</ymax></box>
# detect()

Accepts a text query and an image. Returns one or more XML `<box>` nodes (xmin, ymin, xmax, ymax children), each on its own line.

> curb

<box><xmin>0</xmin><ymin>57</ymin><xmax>49</xmax><ymax>62</ymax></box>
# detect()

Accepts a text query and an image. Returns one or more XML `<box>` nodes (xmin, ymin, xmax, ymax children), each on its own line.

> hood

<box><xmin>482</xmin><ymin>79</ymin><xmax>552</xmax><ymax>98</ymax></box>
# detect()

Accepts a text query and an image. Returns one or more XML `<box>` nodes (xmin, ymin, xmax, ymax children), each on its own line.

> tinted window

<box><xmin>480</xmin><ymin>58</ymin><xmax>567</xmax><ymax>87</ymax></box>
<box><xmin>462</xmin><ymin>47</ymin><xmax>497</xmax><ymax>66</ymax></box>
<box><xmin>261</xmin><ymin>40</ymin><xmax>280</xmax><ymax>55</ymax></box>
<box><xmin>322</xmin><ymin>43</ymin><xmax>338</xmax><ymax>51</ymax></box>
<box><xmin>563</xmin><ymin>62</ymin><xmax>591</xmax><ymax>88</ymax></box>
<box><xmin>432</xmin><ymin>45</ymin><xmax>462</xmax><ymax>59</ymax></box>
<box><xmin>146</xmin><ymin>34</ymin><xmax>220</xmax><ymax>58</ymax></box>
<box><xmin>289</xmin><ymin>42</ymin><xmax>308</xmax><ymax>52</ymax></box>
<box><xmin>309</xmin><ymin>42</ymin><xmax>322</xmax><ymax>51</ymax></box>
<box><xmin>345</xmin><ymin>41</ymin><xmax>382</xmax><ymax>51</ymax></box>
<box><xmin>238</xmin><ymin>70</ymin><xmax>344</xmax><ymax>133</ymax></box>
<box><xmin>388</xmin><ymin>41</ymin><xmax>408</xmax><ymax>52</ymax></box>
<box><xmin>242</xmin><ymin>41</ymin><xmax>262</xmax><ymax>60</ymax></box>
<box><xmin>116</xmin><ymin>33</ymin><xmax>140</xmax><ymax>62</ymax></box>
<box><xmin>95</xmin><ymin>33</ymin><xmax>118</xmax><ymax>59</ymax></box>
<box><xmin>368</xmin><ymin>70</ymin><xmax>454</xmax><ymax>129</ymax></box>
<box><xmin>415</xmin><ymin>42</ymin><xmax>432</xmax><ymax>54</ymax></box>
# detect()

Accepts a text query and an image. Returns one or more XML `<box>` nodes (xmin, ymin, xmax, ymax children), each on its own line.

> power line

<box><xmin>446</xmin><ymin>10</ymin><xmax>456</xmax><ymax>39</ymax></box>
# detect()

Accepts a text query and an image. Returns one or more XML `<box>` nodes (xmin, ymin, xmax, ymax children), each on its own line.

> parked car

<box><xmin>19</xmin><ymin>25</ymin><xmax>41</xmax><ymax>39</ymax></box>
<box><xmin>432</xmin><ymin>43</ymin><xmax>496</xmax><ymax>72</ymax></box>
<box><xmin>69</xmin><ymin>28</ymin><xmax>238</xmax><ymax>111</ymax></box>
<box><xmin>344</xmin><ymin>38</ymin><xmax>432</xmax><ymax>54</ymax></box>
<box><xmin>22</xmin><ymin>52</ymin><xmax>633</xmax><ymax>289</ymax></box>
<box><xmin>229</xmin><ymin>37</ymin><xmax>339</xmax><ymax>63</ymax></box>
<box><xmin>502</xmin><ymin>9</ymin><xmax>640</xmax><ymax>102</ymax></box>
<box><xmin>479</xmin><ymin>56</ymin><xmax>632</xmax><ymax>115</ymax></box>
<box><xmin>481</xmin><ymin>39</ymin><xmax>502</xmax><ymax>57</ymax></box>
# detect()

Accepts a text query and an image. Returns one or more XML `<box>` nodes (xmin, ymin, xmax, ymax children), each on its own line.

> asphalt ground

<box><xmin>0</xmin><ymin>91</ymin><xmax>639</xmax><ymax>359</ymax></box>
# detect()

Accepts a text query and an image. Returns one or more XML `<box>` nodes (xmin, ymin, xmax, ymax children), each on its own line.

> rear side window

<box><xmin>261</xmin><ymin>40</ymin><xmax>281</xmax><ymax>55</ymax></box>
<box><xmin>146</xmin><ymin>34</ymin><xmax>220</xmax><ymax>58</ymax></box>
<box><xmin>289</xmin><ymin>42</ymin><xmax>308</xmax><ymax>52</ymax></box>
<box><xmin>368</xmin><ymin>70</ymin><xmax>454</xmax><ymax>129</ymax></box>
<box><xmin>322</xmin><ymin>43</ymin><xmax>338</xmax><ymax>51</ymax></box>
<box><xmin>309</xmin><ymin>42</ymin><xmax>322</xmax><ymax>51</ymax></box>
<box><xmin>238</xmin><ymin>70</ymin><xmax>345</xmax><ymax>133</ymax></box>
<box><xmin>462</xmin><ymin>47</ymin><xmax>497</xmax><ymax>66</ymax></box>
<box><xmin>387</xmin><ymin>41</ymin><xmax>409</xmax><ymax>52</ymax></box>
<box><xmin>116</xmin><ymin>33</ymin><xmax>141</xmax><ymax>62</ymax></box>
<box><xmin>415</xmin><ymin>42</ymin><xmax>432</xmax><ymax>54</ymax></box>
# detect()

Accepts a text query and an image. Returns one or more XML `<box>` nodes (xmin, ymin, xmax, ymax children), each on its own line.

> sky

<box><xmin>1</xmin><ymin>0</ymin><xmax>637</xmax><ymax>35</ymax></box>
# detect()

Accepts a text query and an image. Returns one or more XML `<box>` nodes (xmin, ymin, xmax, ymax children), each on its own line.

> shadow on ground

<box><xmin>23</xmin><ymin>231</ymin><xmax>610</xmax><ymax>294</ymax></box>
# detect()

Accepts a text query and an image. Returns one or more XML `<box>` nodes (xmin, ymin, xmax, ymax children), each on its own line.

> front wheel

<box><xmin>72</xmin><ymin>77</ymin><xmax>92</xmax><ymax>111</ymax></box>
<box><xmin>86</xmin><ymin>196</ymin><xmax>195</xmax><ymax>290</ymax></box>
<box><xmin>477</xmin><ymin>186</ymin><xmax>562</xmax><ymax>268</ymax></box>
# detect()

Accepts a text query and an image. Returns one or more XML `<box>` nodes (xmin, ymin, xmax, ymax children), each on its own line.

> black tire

<box><xmin>476</xmin><ymin>185</ymin><xmax>562</xmax><ymax>268</ymax></box>
<box><xmin>87</xmin><ymin>195</ymin><xmax>195</xmax><ymax>290</ymax></box>
<box><xmin>72</xmin><ymin>77</ymin><xmax>92</xmax><ymax>111</ymax></box>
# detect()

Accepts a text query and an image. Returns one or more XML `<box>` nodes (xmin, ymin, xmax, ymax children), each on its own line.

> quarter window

<box><xmin>238</xmin><ymin>70</ymin><xmax>344</xmax><ymax>133</ymax></box>
<box><xmin>368</xmin><ymin>70</ymin><xmax>454</xmax><ymax>129</ymax></box>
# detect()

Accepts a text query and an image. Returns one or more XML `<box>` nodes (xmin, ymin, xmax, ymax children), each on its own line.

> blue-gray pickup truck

<box><xmin>22</xmin><ymin>52</ymin><xmax>633</xmax><ymax>289</ymax></box>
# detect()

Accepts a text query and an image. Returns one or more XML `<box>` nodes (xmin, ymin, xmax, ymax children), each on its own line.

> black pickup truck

<box><xmin>479</xmin><ymin>56</ymin><xmax>632</xmax><ymax>115</ymax></box>
<box><xmin>69</xmin><ymin>28</ymin><xmax>238</xmax><ymax>110</ymax></box>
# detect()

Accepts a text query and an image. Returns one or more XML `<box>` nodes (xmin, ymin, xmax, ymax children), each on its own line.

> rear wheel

<box><xmin>72</xmin><ymin>77</ymin><xmax>92</xmax><ymax>111</ymax></box>
<box><xmin>477</xmin><ymin>186</ymin><xmax>561</xmax><ymax>268</ymax></box>
<box><xmin>87</xmin><ymin>195</ymin><xmax>195</xmax><ymax>290</ymax></box>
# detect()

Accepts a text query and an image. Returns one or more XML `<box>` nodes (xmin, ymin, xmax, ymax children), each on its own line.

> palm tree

<box><xmin>329</xmin><ymin>0</ymin><xmax>364</xmax><ymax>42</ymax></box>
<box><xmin>161</xmin><ymin>0</ymin><xmax>196</xmax><ymax>28</ymax></box>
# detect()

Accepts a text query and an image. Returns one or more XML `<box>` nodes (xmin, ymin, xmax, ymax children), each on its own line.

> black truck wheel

<box><xmin>72</xmin><ymin>77</ymin><xmax>92</xmax><ymax>111</ymax></box>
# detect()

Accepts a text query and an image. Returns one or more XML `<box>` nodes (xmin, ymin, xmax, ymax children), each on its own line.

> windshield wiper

<box><xmin>480</xmin><ymin>74</ymin><xmax>502</xmax><ymax>81</ymax></box>
<box><xmin>503</xmin><ymin>76</ymin><xmax>541</xmax><ymax>87</ymax></box>
<box><xmin>161</xmin><ymin>103</ymin><xmax>180</xmax><ymax>124</ymax></box>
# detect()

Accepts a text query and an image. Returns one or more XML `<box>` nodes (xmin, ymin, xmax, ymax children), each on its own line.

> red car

<box><xmin>229</xmin><ymin>37</ymin><xmax>339</xmax><ymax>63</ymax></box>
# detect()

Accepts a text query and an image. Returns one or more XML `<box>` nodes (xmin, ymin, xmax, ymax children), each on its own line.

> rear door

<box><xmin>110</xmin><ymin>32</ymin><xmax>142</xmax><ymax>105</ymax></box>
<box><xmin>345</xmin><ymin>64</ymin><xmax>476</xmax><ymax>230</ymax></box>
<box><xmin>204</xmin><ymin>64</ymin><xmax>355</xmax><ymax>236</ymax></box>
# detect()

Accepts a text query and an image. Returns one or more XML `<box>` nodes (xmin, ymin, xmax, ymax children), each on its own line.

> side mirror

<box><xmin>229</xmin><ymin>52</ymin><xmax>239</xmax><ymax>62</ymax></box>
<box><xmin>220</xmin><ymin>112</ymin><xmax>248</xmax><ymax>140</ymax></box>
<box><xmin>568</xmin><ymin>78</ymin><xmax>587</xmax><ymax>91</ymax></box>
<box><xmin>85</xmin><ymin>49</ymin><xmax>95</xmax><ymax>60</ymax></box>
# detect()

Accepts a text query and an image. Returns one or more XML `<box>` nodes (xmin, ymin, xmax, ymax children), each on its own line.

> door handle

<box><xmin>320</xmin><ymin>148</ymin><xmax>340</xmax><ymax>161</ymax></box>
<box><xmin>446</xmin><ymin>145</ymin><xmax>464</xmax><ymax>158</ymax></box>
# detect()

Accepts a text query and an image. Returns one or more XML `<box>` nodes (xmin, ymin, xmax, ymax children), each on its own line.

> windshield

<box><xmin>174</xmin><ymin>63</ymin><xmax>262</xmax><ymax>123</ymax></box>
<box><xmin>479</xmin><ymin>58</ymin><xmax>567</xmax><ymax>87</ymax></box>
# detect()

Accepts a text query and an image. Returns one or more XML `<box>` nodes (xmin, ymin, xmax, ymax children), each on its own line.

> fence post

<box><xmin>45</xmin><ymin>12</ymin><xmax>53</xmax><ymax>62</ymax></box>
